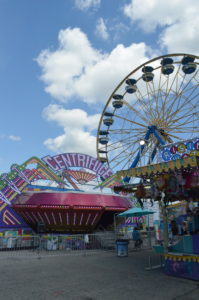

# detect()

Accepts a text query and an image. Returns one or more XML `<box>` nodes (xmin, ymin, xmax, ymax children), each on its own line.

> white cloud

<box><xmin>161</xmin><ymin>16</ymin><xmax>199</xmax><ymax>54</ymax></box>
<box><xmin>37</xmin><ymin>27</ymin><xmax>153</xmax><ymax>104</ymax></box>
<box><xmin>123</xmin><ymin>0</ymin><xmax>199</xmax><ymax>53</ymax></box>
<box><xmin>109</xmin><ymin>22</ymin><xmax>129</xmax><ymax>42</ymax></box>
<box><xmin>8</xmin><ymin>135</ymin><xmax>21</xmax><ymax>141</ymax></box>
<box><xmin>0</xmin><ymin>134</ymin><xmax>21</xmax><ymax>141</ymax></box>
<box><xmin>95</xmin><ymin>18</ymin><xmax>109</xmax><ymax>40</ymax></box>
<box><xmin>74</xmin><ymin>0</ymin><xmax>101</xmax><ymax>11</ymax></box>
<box><xmin>43</xmin><ymin>104</ymin><xmax>100</xmax><ymax>156</ymax></box>
<box><xmin>36</xmin><ymin>28</ymin><xmax>102</xmax><ymax>103</ymax></box>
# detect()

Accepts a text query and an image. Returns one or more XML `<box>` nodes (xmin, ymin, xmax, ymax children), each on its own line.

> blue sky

<box><xmin>0</xmin><ymin>0</ymin><xmax>199</xmax><ymax>173</ymax></box>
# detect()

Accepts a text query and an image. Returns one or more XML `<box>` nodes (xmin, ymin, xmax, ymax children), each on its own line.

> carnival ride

<box><xmin>97</xmin><ymin>53</ymin><xmax>199</xmax><ymax>182</ymax></box>
<box><xmin>96</xmin><ymin>53</ymin><xmax>199</xmax><ymax>280</ymax></box>
<box><xmin>13</xmin><ymin>189</ymin><xmax>131</xmax><ymax>233</ymax></box>
<box><xmin>0</xmin><ymin>154</ymin><xmax>132</xmax><ymax>233</ymax></box>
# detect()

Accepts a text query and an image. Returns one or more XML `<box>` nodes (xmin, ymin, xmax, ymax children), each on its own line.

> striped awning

<box><xmin>116</xmin><ymin>155</ymin><xmax>199</xmax><ymax>179</ymax></box>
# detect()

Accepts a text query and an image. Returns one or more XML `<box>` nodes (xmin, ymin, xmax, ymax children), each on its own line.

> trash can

<box><xmin>116</xmin><ymin>239</ymin><xmax>129</xmax><ymax>257</ymax></box>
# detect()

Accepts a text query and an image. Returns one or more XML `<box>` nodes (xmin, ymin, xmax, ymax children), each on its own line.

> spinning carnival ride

<box><xmin>0</xmin><ymin>154</ymin><xmax>131</xmax><ymax>233</ymax></box>
<box><xmin>97</xmin><ymin>53</ymin><xmax>199</xmax><ymax>181</ymax></box>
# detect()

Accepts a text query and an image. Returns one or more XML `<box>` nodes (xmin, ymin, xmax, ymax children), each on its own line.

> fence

<box><xmin>116</xmin><ymin>230</ymin><xmax>156</xmax><ymax>251</ymax></box>
<box><xmin>0</xmin><ymin>232</ymin><xmax>116</xmax><ymax>259</ymax></box>
<box><xmin>0</xmin><ymin>231</ymin><xmax>156</xmax><ymax>259</ymax></box>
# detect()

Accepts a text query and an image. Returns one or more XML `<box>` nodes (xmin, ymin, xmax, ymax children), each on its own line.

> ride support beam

<box><xmin>123</xmin><ymin>129</ymin><xmax>151</xmax><ymax>182</ymax></box>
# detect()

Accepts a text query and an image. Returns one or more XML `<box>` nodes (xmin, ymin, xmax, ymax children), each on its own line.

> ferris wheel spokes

<box><xmin>97</xmin><ymin>53</ymin><xmax>199</xmax><ymax>178</ymax></box>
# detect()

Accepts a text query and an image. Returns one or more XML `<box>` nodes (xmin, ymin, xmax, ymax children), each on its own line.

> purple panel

<box><xmin>192</xmin><ymin>262</ymin><xmax>199</xmax><ymax>279</ymax></box>
<box><xmin>0</xmin><ymin>205</ymin><xmax>29</xmax><ymax>229</ymax></box>
<box><xmin>165</xmin><ymin>259</ymin><xmax>199</xmax><ymax>280</ymax></box>
<box><xmin>193</xmin><ymin>235</ymin><xmax>199</xmax><ymax>254</ymax></box>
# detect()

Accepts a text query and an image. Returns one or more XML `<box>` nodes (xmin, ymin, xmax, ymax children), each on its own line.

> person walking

<box><xmin>181</xmin><ymin>221</ymin><xmax>187</xmax><ymax>235</ymax></box>
<box><xmin>132</xmin><ymin>227</ymin><xmax>143</xmax><ymax>249</ymax></box>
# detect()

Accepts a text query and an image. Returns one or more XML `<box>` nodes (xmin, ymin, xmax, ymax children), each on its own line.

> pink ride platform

<box><xmin>13</xmin><ymin>191</ymin><xmax>132</xmax><ymax>233</ymax></box>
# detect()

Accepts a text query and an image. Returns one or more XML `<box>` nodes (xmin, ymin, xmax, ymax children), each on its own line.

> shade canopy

<box><xmin>118</xmin><ymin>207</ymin><xmax>155</xmax><ymax>217</ymax></box>
<box><xmin>116</xmin><ymin>155</ymin><xmax>199</xmax><ymax>179</ymax></box>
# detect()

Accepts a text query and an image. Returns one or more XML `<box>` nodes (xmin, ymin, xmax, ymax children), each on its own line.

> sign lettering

<box><xmin>160</xmin><ymin>137</ymin><xmax>199</xmax><ymax>162</ymax></box>
<box><xmin>41</xmin><ymin>153</ymin><xmax>113</xmax><ymax>179</ymax></box>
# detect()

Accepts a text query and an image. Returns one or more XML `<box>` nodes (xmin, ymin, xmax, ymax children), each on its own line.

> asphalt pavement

<box><xmin>0</xmin><ymin>249</ymin><xmax>198</xmax><ymax>300</ymax></box>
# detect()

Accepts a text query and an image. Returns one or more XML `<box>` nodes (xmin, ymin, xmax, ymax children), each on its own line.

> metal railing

<box><xmin>0</xmin><ymin>230</ymin><xmax>156</xmax><ymax>258</ymax></box>
<box><xmin>0</xmin><ymin>232</ymin><xmax>116</xmax><ymax>258</ymax></box>
<box><xmin>116</xmin><ymin>230</ymin><xmax>156</xmax><ymax>251</ymax></box>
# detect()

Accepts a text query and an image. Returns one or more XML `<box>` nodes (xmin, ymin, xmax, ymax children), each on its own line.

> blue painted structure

<box><xmin>124</xmin><ymin>125</ymin><xmax>166</xmax><ymax>182</ymax></box>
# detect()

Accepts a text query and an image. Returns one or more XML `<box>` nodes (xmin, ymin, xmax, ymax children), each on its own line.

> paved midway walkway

<box><xmin>0</xmin><ymin>250</ymin><xmax>198</xmax><ymax>300</ymax></box>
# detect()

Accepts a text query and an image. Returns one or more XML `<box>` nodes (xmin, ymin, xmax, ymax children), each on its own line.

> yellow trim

<box><xmin>167</xmin><ymin>201</ymin><xmax>187</xmax><ymax>208</ymax></box>
<box><xmin>0</xmin><ymin>202</ymin><xmax>7</xmax><ymax>212</ymax></box>
<box><xmin>116</xmin><ymin>155</ymin><xmax>198</xmax><ymax>179</ymax></box>
<box><xmin>164</xmin><ymin>254</ymin><xmax>199</xmax><ymax>263</ymax></box>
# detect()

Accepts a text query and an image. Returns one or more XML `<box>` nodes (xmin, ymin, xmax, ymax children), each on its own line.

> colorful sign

<box><xmin>117</xmin><ymin>156</ymin><xmax>198</xmax><ymax>178</ymax></box>
<box><xmin>164</xmin><ymin>255</ymin><xmax>199</xmax><ymax>280</ymax></box>
<box><xmin>160</xmin><ymin>137</ymin><xmax>199</xmax><ymax>162</ymax></box>
<box><xmin>124</xmin><ymin>216</ymin><xmax>145</xmax><ymax>226</ymax></box>
<box><xmin>123</xmin><ymin>215</ymin><xmax>154</xmax><ymax>228</ymax></box>
<box><xmin>0</xmin><ymin>206</ymin><xmax>27</xmax><ymax>228</ymax></box>
<box><xmin>0</xmin><ymin>153</ymin><xmax>112</xmax><ymax>230</ymax></box>
<box><xmin>42</xmin><ymin>153</ymin><xmax>113</xmax><ymax>179</ymax></box>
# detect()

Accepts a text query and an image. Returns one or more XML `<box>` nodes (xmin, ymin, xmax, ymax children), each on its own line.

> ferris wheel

<box><xmin>96</xmin><ymin>53</ymin><xmax>199</xmax><ymax>180</ymax></box>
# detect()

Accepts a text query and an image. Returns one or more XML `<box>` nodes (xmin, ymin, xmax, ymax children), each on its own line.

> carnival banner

<box><xmin>42</xmin><ymin>153</ymin><xmax>113</xmax><ymax>179</ymax></box>
<box><xmin>159</xmin><ymin>137</ymin><xmax>199</xmax><ymax>162</ymax></box>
